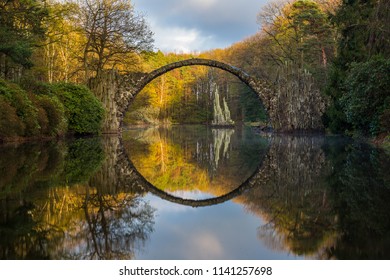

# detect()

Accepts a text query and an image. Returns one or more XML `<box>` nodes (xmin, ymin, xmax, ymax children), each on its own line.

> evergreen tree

<box><xmin>0</xmin><ymin>0</ymin><xmax>48</xmax><ymax>77</ymax></box>
<box><xmin>325</xmin><ymin>0</ymin><xmax>390</xmax><ymax>135</ymax></box>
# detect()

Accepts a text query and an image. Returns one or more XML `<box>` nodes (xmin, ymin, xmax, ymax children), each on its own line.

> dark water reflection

<box><xmin>0</xmin><ymin>127</ymin><xmax>389</xmax><ymax>259</ymax></box>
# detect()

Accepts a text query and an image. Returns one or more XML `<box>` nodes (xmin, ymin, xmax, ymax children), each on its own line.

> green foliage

<box><xmin>341</xmin><ymin>57</ymin><xmax>390</xmax><ymax>135</ymax></box>
<box><xmin>20</xmin><ymin>76</ymin><xmax>52</xmax><ymax>95</ymax></box>
<box><xmin>331</xmin><ymin>0</ymin><xmax>387</xmax><ymax>70</ymax></box>
<box><xmin>0</xmin><ymin>78</ymin><xmax>72</xmax><ymax>139</ymax></box>
<box><xmin>325</xmin><ymin>0</ymin><xmax>390</xmax><ymax>135</ymax></box>
<box><xmin>0</xmin><ymin>95</ymin><xmax>25</xmax><ymax>137</ymax></box>
<box><xmin>239</xmin><ymin>87</ymin><xmax>267</xmax><ymax>122</ymax></box>
<box><xmin>49</xmin><ymin>83</ymin><xmax>104</xmax><ymax>134</ymax></box>
<box><xmin>63</xmin><ymin>138</ymin><xmax>104</xmax><ymax>184</ymax></box>
<box><xmin>323</xmin><ymin>64</ymin><xmax>351</xmax><ymax>133</ymax></box>
<box><xmin>289</xmin><ymin>0</ymin><xmax>332</xmax><ymax>66</ymax></box>
<box><xmin>0</xmin><ymin>36</ymin><xmax>34</xmax><ymax>68</ymax></box>
<box><xmin>32</xmin><ymin>94</ymin><xmax>67</xmax><ymax>136</ymax></box>
<box><xmin>0</xmin><ymin>79</ymin><xmax>40</xmax><ymax>136</ymax></box>
<box><xmin>0</xmin><ymin>79</ymin><xmax>105</xmax><ymax>140</ymax></box>
<box><xmin>0</xmin><ymin>0</ymin><xmax>48</xmax><ymax>68</ymax></box>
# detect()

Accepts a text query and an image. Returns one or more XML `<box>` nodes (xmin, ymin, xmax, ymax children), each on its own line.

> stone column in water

<box><xmin>212</xmin><ymin>84</ymin><xmax>235</xmax><ymax>126</ymax></box>
<box><xmin>89</xmin><ymin>71</ymin><xmax>121</xmax><ymax>133</ymax></box>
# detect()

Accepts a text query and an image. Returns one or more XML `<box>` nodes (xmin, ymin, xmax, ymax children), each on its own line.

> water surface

<box><xmin>0</xmin><ymin>126</ymin><xmax>389</xmax><ymax>259</ymax></box>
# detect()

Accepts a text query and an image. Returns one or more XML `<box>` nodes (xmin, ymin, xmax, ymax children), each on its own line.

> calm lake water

<box><xmin>1</xmin><ymin>125</ymin><xmax>389</xmax><ymax>259</ymax></box>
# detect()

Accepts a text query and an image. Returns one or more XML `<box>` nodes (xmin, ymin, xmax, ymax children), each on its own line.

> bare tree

<box><xmin>76</xmin><ymin>0</ymin><xmax>154</xmax><ymax>80</ymax></box>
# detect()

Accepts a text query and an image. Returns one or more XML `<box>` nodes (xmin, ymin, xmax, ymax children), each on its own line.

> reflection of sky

<box><xmin>169</xmin><ymin>190</ymin><xmax>216</xmax><ymax>200</ymax></box>
<box><xmin>136</xmin><ymin>194</ymin><xmax>303</xmax><ymax>260</ymax></box>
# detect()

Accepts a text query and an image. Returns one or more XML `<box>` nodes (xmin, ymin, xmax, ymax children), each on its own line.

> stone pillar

<box><xmin>89</xmin><ymin>71</ymin><xmax>121</xmax><ymax>134</ymax></box>
<box><xmin>270</xmin><ymin>63</ymin><xmax>326</xmax><ymax>132</ymax></box>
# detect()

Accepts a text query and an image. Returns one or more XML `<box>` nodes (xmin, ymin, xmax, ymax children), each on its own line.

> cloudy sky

<box><xmin>132</xmin><ymin>0</ymin><xmax>268</xmax><ymax>53</ymax></box>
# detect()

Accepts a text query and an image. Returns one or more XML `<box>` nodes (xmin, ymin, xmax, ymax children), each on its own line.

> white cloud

<box><xmin>151</xmin><ymin>24</ymin><xmax>214</xmax><ymax>53</ymax></box>
<box><xmin>187</xmin><ymin>0</ymin><xmax>218</xmax><ymax>10</ymax></box>
<box><xmin>190</xmin><ymin>231</ymin><xmax>225</xmax><ymax>258</ymax></box>
<box><xmin>133</xmin><ymin>0</ymin><xmax>269</xmax><ymax>52</ymax></box>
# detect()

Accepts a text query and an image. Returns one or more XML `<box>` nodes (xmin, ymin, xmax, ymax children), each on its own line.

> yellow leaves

<box><xmin>132</xmin><ymin>138</ymin><xmax>206</xmax><ymax>192</ymax></box>
<box><xmin>258</xmin><ymin>0</ymin><xmax>334</xmax><ymax>66</ymax></box>
<box><xmin>127</xmin><ymin>128</ymin><xmax>237</xmax><ymax>195</ymax></box>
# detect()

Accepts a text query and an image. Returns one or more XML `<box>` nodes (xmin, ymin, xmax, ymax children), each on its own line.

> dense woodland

<box><xmin>0</xmin><ymin>0</ymin><xmax>389</xmax><ymax>143</ymax></box>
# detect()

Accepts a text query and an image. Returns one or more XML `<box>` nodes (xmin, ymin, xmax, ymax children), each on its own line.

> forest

<box><xmin>0</xmin><ymin>0</ymin><xmax>389</xmax><ymax>145</ymax></box>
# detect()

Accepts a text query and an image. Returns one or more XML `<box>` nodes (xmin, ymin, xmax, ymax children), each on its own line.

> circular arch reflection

<box><xmin>118</xmin><ymin>136</ymin><xmax>271</xmax><ymax>207</ymax></box>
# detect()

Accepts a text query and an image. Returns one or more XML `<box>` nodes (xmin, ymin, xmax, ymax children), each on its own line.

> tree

<box><xmin>341</xmin><ymin>57</ymin><xmax>390</xmax><ymax>135</ymax></box>
<box><xmin>0</xmin><ymin>0</ymin><xmax>48</xmax><ymax>80</ymax></box>
<box><xmin>324</xmin><ymin>0</ymin><xmax>390</xmax><ymax>134</ymax></box>
<box><xmin>254</xmin><ymin>0</ymin><xmax>333</xmax><ymax>131</ymax></box>
<box><xmin>76</xmin><ymin>0</ymin><xmax>153</xmax><ymax>80</ymax></box>
<box><xmin>258</xmin><ymin>0</ymin><xmax>334</xmax><ymax>74</ymax></box>
<box><xmin>25</xmin><ymin>1</ymin><xmax>83</xmax><ymax>83</ymax></box>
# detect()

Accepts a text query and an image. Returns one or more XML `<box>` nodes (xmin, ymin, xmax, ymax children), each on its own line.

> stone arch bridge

<box><xmin>89</xmin><ymin>58</ymin><xmax>273</xmax><ymax>133</ymax></box>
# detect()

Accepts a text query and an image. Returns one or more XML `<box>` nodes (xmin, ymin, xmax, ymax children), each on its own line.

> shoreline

<box><xmin>2</xmin><ymin>125</ymin><xmax>389</xmax><ymax>152</ymax></box>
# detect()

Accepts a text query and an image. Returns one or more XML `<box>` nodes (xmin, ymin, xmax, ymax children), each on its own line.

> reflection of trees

<box><xmin>0</xmin><ymin>141</ymin><xmax>66</xmax><ymax>199</ymax></box>
<box><xmin>0</xmin><ymin>187</ymin><xmax>154</xmax><ymax>260</ymax></box>
<box><xmin>54</xmin><ymin>187</ymin><xmax>154</xmax><ymax>260</ymax></box>
<box><xmin>0</xmin><ymin>137</ymin><xmax>155</xmax><ymax>259</ymax></box>
<box><xmin>63</xmin><ymin>138</ymin><xmax>105</xmax><ymax>185</ymax></box>
<box><xmin>81</xmin><ymin>195</ymin><xmax>153</xmax><ymax>260</ymax></box>
<box><xmin>124</xmin><ymin>127</ymin><xmax>210</xmax><ymax>192</ymax></box>
<box><xmin>123</xmin><ymin>126</ymin><xmax>269</xmax><ymax>195</ymax></box>
<box><xmin>242</xmin><ymin>136</ymin><xmax>390</xmax><ymax>259</ymax></box>
<box><xmin>2</xmin><ymin>133</ymin><xmax>389</xmax><ymax>260</ymax></box>
<box><xmin>320</xmin><ymin>141</ymin><xmax>390</xmax><ymax>259</ymax></box>
<box><xmin>241</xmin><ymin>136</ymin><xmax>338</xmax><ymax>257</ymax></box>
<box><xmin>0</xmin><ymin>140</ymin><xmax>70</xmax><ymax>258</ymax></box>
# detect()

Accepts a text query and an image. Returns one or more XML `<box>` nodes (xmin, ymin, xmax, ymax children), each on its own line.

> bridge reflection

<box><xmin>119</xmin><ymin>145</ymin><xmax>271</xmax><ymax>208</ymax></box>
<box><xmin>117</xmin><ymin>127</ymin><xmax>272</xmax><ymax>208</ymax></box>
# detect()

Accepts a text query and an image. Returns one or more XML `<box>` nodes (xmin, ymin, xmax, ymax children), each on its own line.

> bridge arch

<box><xmin>135</xmin><ymin>58</ymin><xmax>256</xmax><ymax>94</ymax></box>
<box><xmin>120</xmin><ymin>58</ymin><xmax>271</xmax><ymax>128</ymax></box>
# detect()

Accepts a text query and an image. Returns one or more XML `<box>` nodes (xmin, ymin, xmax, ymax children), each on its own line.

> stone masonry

<box><xmin>89</xmin><ymin>58</ymin><xmax>272</xmax><ymax>133</ymax></box>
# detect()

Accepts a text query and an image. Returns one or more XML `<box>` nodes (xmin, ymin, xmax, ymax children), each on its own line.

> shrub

<box><xmin>0</xmin><ymin>79</ymin><xmax>104</xmax><ymax>138</ymax></box>
<box><xmin>0</xmin><ymin>79</ymin><xmax>40</xmax><ymax>136</ymax></box>
<box><xmin>36</xmin><ymin>104</ymin><xmax>50</xmax><ymax>135</ymax></box>
<box><xmin>20</xmin><ymin>75</ymin><xmax>51</xmax><ymax>96</ymax></box>
<box><xmin>341</xmin><ymin>57</ymin><xmax>390</xmax><ymax>135</ymax></box>
<box><xmin>49</xmin><ymin>83</ymin><xmax>104</xmax><ymax>134</ymax></box>
<box><xmin>0</xmin><ymin>96</ymin><xmax>25</xmax><ymax>138</ymax></box>
<box><xmin>31</xmin><ymin>94</ymin><xmax>67</xmax><ymax>136</ymax></box>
